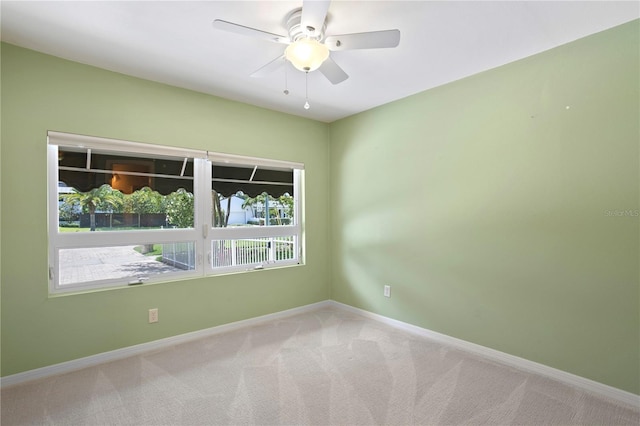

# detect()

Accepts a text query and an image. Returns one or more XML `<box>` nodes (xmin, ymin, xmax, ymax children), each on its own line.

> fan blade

<box><xmin>324</xmin><ymin>29</ymin><xmax>400</xmax><ymax>51</ymax></box>
<box><xmin>301</xmin><ymin>0</ymin><xmax>331</xmax><ymax>38</ymax></box>
<box><xmin>213</xmin><ymin>20</ymin><xmax>289</xmax><ymax>44</ymax></box>
<box><xmin>251</xmin><ymin>55</ymin><xmax>286</xmax><ymax>78</ymax></box>
<box><xmin>318</xmin><ymin>56</ymin><xmax>348</xmax><ymax>85</ymax></box>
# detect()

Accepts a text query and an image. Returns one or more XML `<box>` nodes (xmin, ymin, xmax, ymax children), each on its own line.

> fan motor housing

<box><xmin>286</xmin><ymin>8</ymin><xmax>327</xmax><ymax>42</ymax></box>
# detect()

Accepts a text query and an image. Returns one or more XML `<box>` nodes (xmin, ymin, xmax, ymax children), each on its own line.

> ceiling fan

<box><xmin>212</xmin><ymin>0</ymin><xmax>401</xmax><ymax>85</ymax></box>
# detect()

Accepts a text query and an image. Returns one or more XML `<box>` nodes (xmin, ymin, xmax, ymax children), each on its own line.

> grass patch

<box><xmin>59</xmin><ymin>227</ymin><xmax>90</xmax><ymax>232</ymax></box>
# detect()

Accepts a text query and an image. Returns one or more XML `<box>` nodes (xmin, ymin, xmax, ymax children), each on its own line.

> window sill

<box><xmin>48</xmin><ymin>262</ymin><xmax>304</xmax><ymax>298</ymax></box>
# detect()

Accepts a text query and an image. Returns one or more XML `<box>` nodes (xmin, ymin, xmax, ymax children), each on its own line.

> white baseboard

<box><xmin>328</xmin><ymin>300</ymin><xmax>640</xmax><ymax>409</ymax></box>
<box><xmin>0</xmin><ymin>300</ymin><xmax>332</xmax><ymax>388</ymax></box>
<box><xmin>2</xmin><ymin>299</ymin><xmax>638</xmax><ymax>410</ymax></box>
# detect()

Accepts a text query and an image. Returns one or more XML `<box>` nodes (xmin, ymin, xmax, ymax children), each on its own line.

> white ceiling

<box><xmin>1</xmin><ymin>1</ymin><xmax>638</xmax><ymax>122</ymax></box>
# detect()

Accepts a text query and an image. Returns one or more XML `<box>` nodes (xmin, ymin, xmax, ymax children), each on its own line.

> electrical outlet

<box><xmin>384</xmin><ymin>285</ymin><xmax>391</xmax><ymax>298</ymax></box>
<box><xmin>148</xmin><ymin>308</ymin><xmax>159</xmax><ymax>323</ymax></box>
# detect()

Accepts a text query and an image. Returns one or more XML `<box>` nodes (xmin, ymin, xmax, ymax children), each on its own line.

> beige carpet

<box><xmin>1</xmin><ymin>308</ymin><xmax>639</xmax><ymax>425</ymax></box>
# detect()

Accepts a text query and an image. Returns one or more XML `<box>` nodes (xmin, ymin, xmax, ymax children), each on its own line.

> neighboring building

<box><xmin>224</xmin><ymin>195</ymin><xmax>255</xmax><ymax>225</ymax></box>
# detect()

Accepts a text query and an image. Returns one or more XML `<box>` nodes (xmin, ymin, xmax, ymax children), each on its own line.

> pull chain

<box><xmin>283</xmin><ymin>60</ymin><xmax>289</xmax><ymax>95</ymax></box>
<box><xmin>304</xmin><ymin>72</ymin><xmax>310</xmax><ymax>110</ymax></box>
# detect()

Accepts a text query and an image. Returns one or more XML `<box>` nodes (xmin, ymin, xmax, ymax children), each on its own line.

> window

<box><xmin>207</xmin><ymin>153</ymin><xmax>302</xmax><ymax>274</ymax></box>
<box><xmin>48</xmin><ymin>131</ymin><xmax>304</xmax><ymax>293</ymax></box>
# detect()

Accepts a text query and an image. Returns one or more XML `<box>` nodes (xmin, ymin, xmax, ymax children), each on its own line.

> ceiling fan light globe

<box><xmin>285</xmin><ymin>38</ymin><xmax>329</xmax><ymax>72</ymax></box>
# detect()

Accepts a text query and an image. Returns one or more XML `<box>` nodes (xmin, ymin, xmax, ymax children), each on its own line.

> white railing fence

<box><xmin>161</xmin><ymin>242</ymin><xmax>195</xmax><ymax>270</ymax></box>
<box><xmin>211</xmin><ymin>236</ymin><xmax>295</xmax><ymax>268</ymax></box>
<box><xmin>161</xmin><ymin>236</ymin><xmax>295</xmax><ymax>270</ymax></box>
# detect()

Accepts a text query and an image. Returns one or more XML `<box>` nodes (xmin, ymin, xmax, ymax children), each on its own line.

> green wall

<box><xmin>0</xmin><ymin>43</ymin><xmax>330</xmax><ymax>376</ymax></box>
<box><xmin>329</xmin><ymin>20</ymin><xmax>639</xmax><ymax>394</ymax></box>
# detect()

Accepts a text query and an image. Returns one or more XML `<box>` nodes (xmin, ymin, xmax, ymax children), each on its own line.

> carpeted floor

<box><xmin>1</xmin><ymin>308</ymin><xmax>639</xmax><ymax>425</ymax></box>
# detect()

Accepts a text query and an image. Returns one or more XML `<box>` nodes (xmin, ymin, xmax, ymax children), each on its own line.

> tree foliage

<box><xmin>61</xmin><ymin>185</ymin><xmax>123</xmax><ymax>231</ymax></box>
<box><xmin>241</xmin><ymin>193</ymin><xmax>294</xmax><ymax>224</ymax></box>
<box><xmin>212</xmin><ymin>191</ymin><xmax>224</xmax><ymax>227</ymax></box>
<box><xmin>166</xmin><ymin>188</ymin><xmax>194</xmax><ymax>228</ymax></box>
<box><xmin>211</xmin><ymin>191</ymin><xmax>233</xmax><ymax>228</ymax></box>
<box><xmin>58</xmin><ymin>185</ymin><xmax>236</xmax><ymax>230</ymax></box>
<box><xmin>124</xmin><ymin>187</ymin><xmax>165</xmax><ymax>214</ymax></box>
<box><xmin>278</xmin><ymin>194</ymin><xmax>294</xmax><ymax>219</ymax></box>
<box><xmin>59</xmin><ymin>198</ymin><xmax>80</xmax><ymax>223</ymax></box>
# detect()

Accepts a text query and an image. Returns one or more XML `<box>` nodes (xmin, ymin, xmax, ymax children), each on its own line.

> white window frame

<box><xmin>206</xmin><ymin>152</ymin><xmax>303</xmax><ymax>274</ymax></box>
<box><xmin>48</xmin><ymin>131</ymin><xmax>304</xmax><ymax>294</ymax></box>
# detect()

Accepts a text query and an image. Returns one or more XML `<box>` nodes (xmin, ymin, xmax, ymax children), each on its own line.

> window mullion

<box><xmin>53</xmin><ymin>229</ymin><xmax>199</xmax><ymax>248</ymax></box>
<box><xmin>196</xmin><ymin>158</ymin><xmax>212</xmax><ymax>275</ymax></box>
<box><xmin>209</xmin><ymin>225</ymin><xmax>297</xmax><ymax>240</ymax></box>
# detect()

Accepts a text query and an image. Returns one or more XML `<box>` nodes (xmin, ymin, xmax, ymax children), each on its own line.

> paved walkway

<box><xmin>59</xmin><ymin>245</ymin><xmax>181</xmax><ymax>285</ymax></box>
